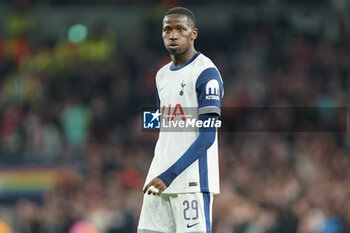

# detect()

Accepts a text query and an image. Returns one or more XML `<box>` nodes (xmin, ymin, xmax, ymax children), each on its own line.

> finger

<box><xmin>143</xmin><ymin>185</ymin><xmax>148</xmax><ymax>194</ymax></box>
<box><xmin>143</xmin><ymin>181</ymin><xmax>153</xmax><ymax>194</ymax></box>
<box><xmin>153</xmin><ymin>185</ymin><xmax>161</xmax><ymax>194</ymax></box>
<box><xmin>151</xmin><ymin>182</ymin><xmax>164</xmax><ymax>195</ymax></box>
<box><xmin>146</xmin><ymin>184</ymin><xmax>154</xmax><ymax>195</ymax></box>
<box><xmin>156</xmin><ymin>188</ymin><xmax>163</xmax><ymax>195</ymax></box>
<box><xmin>149</xmin><ymin>186</ymin><xmax>159</xmax><ymax>195</ymax></box>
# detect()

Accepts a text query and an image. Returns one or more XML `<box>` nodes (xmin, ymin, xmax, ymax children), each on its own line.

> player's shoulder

<box><xmin>156</xmin><ymin>62</ymin><xmax>172</xmax><ymax>80</ymax></box>
<box><xmin>193</xmin><ymin>53</ymin><xmax>218</xmax><ymax>76</ymax></box>
<box><xmin>195</xmin><ymin>53</ymin><xmax>217</xmax><ymax>68</ymax></box>
<box><xmin>193</xmin><ymin>53</ymin><xmax>221</xmax><ymax>81</ymax></box>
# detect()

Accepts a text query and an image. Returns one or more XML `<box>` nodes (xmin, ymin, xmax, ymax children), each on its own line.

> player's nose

<box><xmin>169</xmin><ymin>30</ymin><xmax>178</xmax><ymax>40</ymax></box>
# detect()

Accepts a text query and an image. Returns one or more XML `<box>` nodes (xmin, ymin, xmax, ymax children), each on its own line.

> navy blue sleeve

<box><xmin>196</xmin><ymin>68</ymin><xmax>223</xmax><ymax>116</ymax></box>
<box><xmin>157</xmin><ymin>113</ymin><xmax>217</xmax><ymax>187</ymax></box>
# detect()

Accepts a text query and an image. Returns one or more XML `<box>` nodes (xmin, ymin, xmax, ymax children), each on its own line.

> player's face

<box><xmin>162</xmin><ymin>14</ymin><xmax>197</xmax><ymax>56</ymax></box>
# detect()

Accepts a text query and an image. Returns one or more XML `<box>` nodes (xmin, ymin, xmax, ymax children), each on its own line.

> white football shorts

<box><xmin>137</xmin><ymin>192</ymin><xmax>213</xmax><ymax>233</ymax></box>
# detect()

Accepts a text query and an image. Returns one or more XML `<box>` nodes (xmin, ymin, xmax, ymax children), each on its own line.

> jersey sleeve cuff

<box><xmin>157</xmin><ymin>171</ymin><xmax>176</xmax><ymax>187</ymax></box>
<box><xmin>199</xmin><ymin>106</ymin><xmax>221</xmax><ymax>116</ymax></box>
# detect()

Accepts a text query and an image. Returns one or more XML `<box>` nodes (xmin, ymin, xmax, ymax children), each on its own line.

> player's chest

<box><xmin>157</xmin><ymin>73</ymin><xmax>196</xmax><ymax>103</ymax></box>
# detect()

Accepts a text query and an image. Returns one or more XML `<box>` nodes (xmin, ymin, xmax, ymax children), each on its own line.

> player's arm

<box><xmin>143</xmin><ymin>83</ymin><xmax>163</xmax><ymax>195</ymax></box>
<box><xmin>143</xmin><ymin>67</ymin><xmax>223</xmax><ymax>195</ymax></box>
<box><xmin>143</xmin><ymin>113</ymin><xmax>217</xmax><ymax>195</ymax></box>
<box><xmin>158</xmin><ymin>113</ymin><xmax>217</xmax><ymax>183</ymax></box>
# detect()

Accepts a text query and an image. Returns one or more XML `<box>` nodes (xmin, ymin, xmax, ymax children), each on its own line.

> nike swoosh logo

<box><xmin>186</xmin><ymin>222</ymin><xmax>199</xmax><ymax>228</ymax></box>
<box><xmin>158</xmin><ymin>87</ymin><xmax>164</xmax><ymax>92</ymax></box>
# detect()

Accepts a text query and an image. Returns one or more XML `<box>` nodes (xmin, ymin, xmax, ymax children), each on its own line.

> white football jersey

<box><xmin>144</xmin><ymin>52</ymin><xmax>223</xmax><ymax>194</ymax></box>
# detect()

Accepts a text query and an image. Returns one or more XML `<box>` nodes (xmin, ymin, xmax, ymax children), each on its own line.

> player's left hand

<box><xmin>143</xmin><ymin>177</ymin><xmax>167</xmax><ymax>195</ymax></box>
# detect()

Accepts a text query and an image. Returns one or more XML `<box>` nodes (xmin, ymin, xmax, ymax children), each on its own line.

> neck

<box><xmin>171</xmin><ymin>48</ymin><xmax>197</xmax><ymax>67</ymax></box>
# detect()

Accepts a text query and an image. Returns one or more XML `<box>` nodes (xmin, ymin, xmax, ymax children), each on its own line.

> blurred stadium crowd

<box><xmin>0</xmin><ymin>0</ymin><xmax>350</xmax><ymax>233</ymax></box>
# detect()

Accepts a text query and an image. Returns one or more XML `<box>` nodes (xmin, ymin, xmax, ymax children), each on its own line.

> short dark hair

<box><xmin>164</xmin><ymin>7</ymin><xmax>196</xmax><ymax>27</ymax></box>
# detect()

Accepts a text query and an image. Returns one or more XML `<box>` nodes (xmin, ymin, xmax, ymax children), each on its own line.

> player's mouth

<box><xmin>168</xmin><ymin>43</ymin><xmax>178</xmax><ymax>49</ymax></box>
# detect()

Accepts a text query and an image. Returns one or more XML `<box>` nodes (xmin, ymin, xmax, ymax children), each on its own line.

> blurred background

<box><xmin>0</xmin><ymin>0</ymin><xmax>350</xmax><ymax>232</ymax></box>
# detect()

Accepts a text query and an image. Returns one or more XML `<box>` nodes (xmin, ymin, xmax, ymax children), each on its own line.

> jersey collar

<box><xmin>169</xmin><ymin>52</ymin><xmax>201</xmax><ymax>71</ymax></box>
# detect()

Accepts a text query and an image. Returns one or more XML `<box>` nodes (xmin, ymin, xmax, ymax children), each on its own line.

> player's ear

<box><xmin>191</xmin><ymin>28</ymin><xmax>198</xmax><ymax>40</ymax></box>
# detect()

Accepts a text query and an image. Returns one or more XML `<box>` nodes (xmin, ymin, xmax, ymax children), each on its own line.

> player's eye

<box><xmin>164</xmin><ymin>28</ymin><xmax>171</xmax><ymax>33</ymax></box>
<box><xmin>177</xmin><ymin>28</ymin><xmax>183</xmax><ymax>32</ymax></box>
